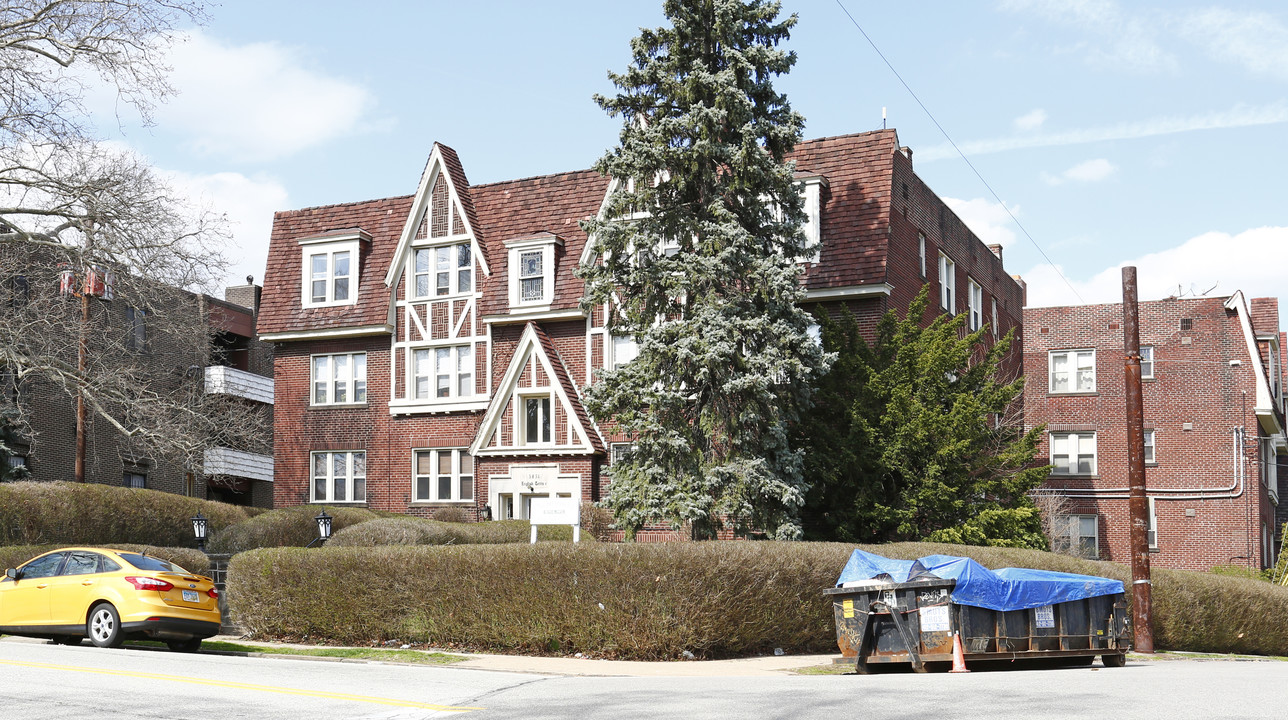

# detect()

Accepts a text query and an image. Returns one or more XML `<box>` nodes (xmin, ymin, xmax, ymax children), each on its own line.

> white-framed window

<box><xmin>991</xmin><ymin>297</ymin><xmax>999</xmax><ymax>339</ymax></box>
<box><xmin>1051</xmin><ymin>431</ymin><xmax>1096</xmax><ymax>475</ymax></box>
<box><xmin>123</xmin><ymin>471</ymin><xmax>146</xmax><ymax>489</ymax></box>
<box><xmin>1140</xmin><ymin>345</ymin><xmax>1154</xmax><ymax>379</ymax></box>
<box><xmin>968</xmin><ymin>279</ymin><xmax>983</xmax><ymax>331</ymax></box>
<box><xmin>938</xmin><ymin>252</ymin><xmax>956</xmax><ymax>314</ymax></box>
<box><xmin>1050</xmin><ymin>349</ymin><xmax>1096</xmax><ymax>393</ymax></box>
<box><xmin>412</xmin><ymin>345</ymin><xmax>474</xmax><ymax>400</ymax></box>
<box><xmin>798</xmin><ymin>175</ymin><xmax>825</xmax><ymax>263</ymax></box>
<box><xmin>612</xmin><ymin>334</ymin><xmax>639</xmax><ymax>369</ymax></box>
<box><xmin>311</xmin><ymin>450</ymin><xmax>366</xmax><ymax>503</ymax></box>
<box><xmin>303</xmin><ymin>246</ymin><xmax>355</xmax><ymax>307</ymax></box>
<box><xmin>522</xmin><ymin>395</ymin><xmax>553</xmax><ymax>445</ymax></box>
<box><xmin>311</xmin><ymin>352</ymin><xmax>367</xmax><ymax>405</ymax></box>
<box><xmin>506</xmin><ymin>235</ymin><xmax>561</xmax><ymax>310</ymax></box>
<box><xmin>413</xmin><ymin>449</ymin><xmax>474</xmax><ymax>502</ymax></box>
<box><xmin>1147</xmin><ymin>497</ymin><xmax>1158</xmax><ymax>550</ymax></box>
<box><xmin>6</xmin><ymin>453</ymin><xmax>27</xmax><ymax>472</ymax></box>
<box><xmin>1055</xmin><ymin>515</ymin><xmax>1099</xmax><ymax>559</ymax></box>
<box><xmin>1144</xmin><ymin>428</ymin><xmax>1156</xmax><ymax>464</ymax></box>
<box><xmin>918</xmin><ymin>233</ymin><xmax>926</xmax><ymax>277</ymax></box>
<box><xmin>412</xmin><ymin>243</ymin><xmax>472</xmax><ymax>298</ymax></box>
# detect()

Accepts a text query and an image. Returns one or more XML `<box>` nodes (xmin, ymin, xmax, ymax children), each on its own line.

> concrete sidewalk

<box><xmin>211</xmin><ymin>635</ymin><xmax>841</xmax><ymax>677</ymax></box>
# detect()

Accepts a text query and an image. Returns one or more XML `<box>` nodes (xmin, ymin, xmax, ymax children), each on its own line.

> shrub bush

<box><xmin>228</xmin><ymin>541</ymin><xmax>846</xmax><ymax>659</ymax></box>
<box><xmin>431</xmin><ymin>507</ymin><xmax>469</xmax><ymax>523</ymax></box>
<box><xmin>226</xmin><ymin>540</ymin><xmax>1288</xmax><ymax>660</ymax></box>
<box><xmin>327</xmin><ymin>516</ymin><xmax>586</xmax><ymax>547</ymax></box>
<box><xmin>0</xmin><ymin>544</ymin><xmax>210</xmax><ymax>575</ymax></box>
<box><xmin>0</xmin><ymin>481</ymin><xmax>249</xmax><ymax>547</ymax></box>
<box><xmin>580</xmin><ymin>503</ymin><xmax>614</xmax><ymax>542</ymax></box>
<box><xmin>206</xmin><ymin>505</ymin><xmax>381</xmax><ymax>554</ymax></box>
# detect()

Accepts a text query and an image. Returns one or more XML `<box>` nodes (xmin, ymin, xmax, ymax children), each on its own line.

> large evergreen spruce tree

<box><xmin>797</xmin><ymin>287</ymin><xmax>1049</xmax><ymax>548</ymax></box>
<box><xmin>579</xmin><ymin>0</ymin><xmax>826</xmax><ymax>540</ymax></box>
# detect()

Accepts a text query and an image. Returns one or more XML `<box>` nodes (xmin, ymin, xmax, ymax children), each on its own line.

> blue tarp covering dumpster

<box><xmin>835</xmin><ymin>549</ymin><xmax>1125</xmax><ymax>612</ymax></box>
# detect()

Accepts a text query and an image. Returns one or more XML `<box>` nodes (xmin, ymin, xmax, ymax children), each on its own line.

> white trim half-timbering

<box><xmin>384</xmin><ymin>144</ymin><xmax>490</xmax><ymax>290</ymax></box>
<box><xmin>470</xmin><ymin>323</ymin><xmax>596</xmax><ymax>457</ymax></box>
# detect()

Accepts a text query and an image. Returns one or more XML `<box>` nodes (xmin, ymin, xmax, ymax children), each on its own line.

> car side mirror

<box><xmin>4</xmin><ymin>568</ymin><xmax>18</xmax><ymax>581</ymax></box>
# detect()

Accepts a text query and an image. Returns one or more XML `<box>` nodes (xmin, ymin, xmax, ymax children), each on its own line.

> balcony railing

<box><xmin>204</xmin><ymin>365</ymin><xmax>273</xmax><ymax>405</ymax></box>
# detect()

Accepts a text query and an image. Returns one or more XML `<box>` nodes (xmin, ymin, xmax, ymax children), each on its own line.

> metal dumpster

<box><xmin>825</xmin><ymin>553</ymin><xmax>1130</xmax><ymax>673</ymax></box>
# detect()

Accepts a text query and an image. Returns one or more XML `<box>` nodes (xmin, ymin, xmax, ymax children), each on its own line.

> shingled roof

<box><xmin>257</xmin><ymin>129</ymin><xmax>903</xmax><ymax>337</ymax></box>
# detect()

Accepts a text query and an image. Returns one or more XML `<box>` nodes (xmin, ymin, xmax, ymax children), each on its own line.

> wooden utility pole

<box><xmin>74</xmin><ymin>273</ymin><xmax>90</xmax><ymax>483</ymax></box>
<box><xmin>1121</xmin><ymin>266</ymin><xmax>1154</xmax><ymax>653</ymax></box>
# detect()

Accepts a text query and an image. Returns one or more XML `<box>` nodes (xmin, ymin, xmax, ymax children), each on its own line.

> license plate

<box><xmin>182</xmin><ymin>590</ymin><xmax>199</xmax><ymax>603</ymax></box>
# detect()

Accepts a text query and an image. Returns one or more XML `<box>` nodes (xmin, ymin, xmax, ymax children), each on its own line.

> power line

<box><xmin>833</xmin><ymin>0</ymin><xmax>1086</xmax><ymax>305</ymax></box>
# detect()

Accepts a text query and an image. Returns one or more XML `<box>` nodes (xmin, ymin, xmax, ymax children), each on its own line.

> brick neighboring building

<box><xmin>1023</xmin><ymin>293</ymin><xmax>1285</xmax><ymax>571</ymax></box>
<box><xmin>258</xmin><ymin>129</ymin><xmax>1026</xmax><ymax>529</ymax></box>
<box><xmin>2</xmin><ymin>270</ymin><xmax>275</xmax><ymax>507</ymax></box>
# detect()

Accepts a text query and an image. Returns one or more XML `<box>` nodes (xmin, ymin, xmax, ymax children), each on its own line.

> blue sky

<box><xmin>91</xmin><ymin>1</ymin><xmax>1288</xmax><ymax>308</ymax></box>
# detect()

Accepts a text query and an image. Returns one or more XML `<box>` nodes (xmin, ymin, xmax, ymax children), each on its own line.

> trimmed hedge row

<box><xmin>0</xmin><ymin>544</ymin><xmax>211</xmax><ymax>575</ymax></box>
<box><xmin>228</xmin><ymin>541</ymin><xmax>850</xmax><ymax>660</ymax></box>
<box><xmin>0</xmin><ymin>481</ymin><xmax>249</xmax><ymax>547</ymax></box>
<box><xmin>227</xmin><ymin>541</ymin><xmax>1288</xmax><ymax>660</ymax></box>
<box><xmin>327</xmin><ymin>517</ymin><xmax>582</xmax><ymax>547</ymax></box>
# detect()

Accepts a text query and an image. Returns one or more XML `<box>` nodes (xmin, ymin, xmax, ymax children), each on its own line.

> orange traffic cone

<box><xmin>950</xmin><ymin>632</ymin><xmax>970</xmax><ymax>673</ymax></box>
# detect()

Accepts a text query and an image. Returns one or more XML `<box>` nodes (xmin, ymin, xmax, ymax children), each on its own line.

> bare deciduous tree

<box><xmin>0</xmin><ymin>1</ymin><xmax>261</xmax><ymax>482</ymax></box>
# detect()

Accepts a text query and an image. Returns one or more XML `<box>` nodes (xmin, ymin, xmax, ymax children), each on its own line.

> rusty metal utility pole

<box><xmin>1121</xmin><ymin>266</ymin><xmax>1153</xmax><ymax>653</ymax></box>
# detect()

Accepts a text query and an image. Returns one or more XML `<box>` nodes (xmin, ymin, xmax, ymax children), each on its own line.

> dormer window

<box><xmin>797</xmin><ymin>173</ymin><xmax>826</xmax><ymax>263</ymax></box>
<box><xmin>506</xmin><ymin>233</ymin><xmax>562</xmax><ymax>311</ymax></box>
<box><xmin>519</xmin><ymin>251</ymin><xmax>544</xmax><ymax>302</ymax></box>
<box><xmin>299</xmin><ymin>230</ymin><xmax>368</xmax><ymax>308</ymax></box>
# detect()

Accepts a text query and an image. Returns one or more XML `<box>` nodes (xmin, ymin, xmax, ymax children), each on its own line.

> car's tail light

<box><xmin>125</xmin><ymin>576</ymin><xmax>174</xmax><ymax>592</ymax></box>
<box><xmin>208</xmin><ymin>587</ymin><xmax>220</xmax><ymax>600</ymax></box>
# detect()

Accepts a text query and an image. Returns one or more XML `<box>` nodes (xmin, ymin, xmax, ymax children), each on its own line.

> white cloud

<box><xmin>1022</xmin><ymin>226</ymin><xmax>1288</xmax><ymax>308</ymax></box>
<box><xmin>159</xmin><ymin>31</ymin><xmax>379</xmax><ymax>162</ymax></box>
<box><xmin>917</xmin><ymin>101</ymin><xmax>1288</xmax><ymax>161</ymax></box>
<box><xmin>999</xmin><ymin>0</ymin><xmax>1175</xmax><ymax>72</ymax></box>
<box><xmin>1014</xmin><ymin>109</ymin><xmax>1048</xmax><ymax>131</ymax></box>
<box><xmin>1043</xmin><ymin>157</ymin><xmax>1116</xmax><ymax>185</ymax></box>
<box><xmin>1176</xmin><ymin>8</ymin><xmax>1288</xmax><ymax>82</ymax></box>
<box><xmin>944</xmin><ymin>197</ymin><xmax>1018</xmax><ymax>247</ymax></box>
<box><xmin>163</xmin><ymin>169</ymin><xmax>290</xmax><ymax>287</ymax></box>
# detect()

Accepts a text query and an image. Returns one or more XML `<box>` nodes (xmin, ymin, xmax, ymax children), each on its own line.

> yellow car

<box><xmin>0</xmin><ymin>547</ymin><xmax>221</xmax><ymax>652</ymax></box>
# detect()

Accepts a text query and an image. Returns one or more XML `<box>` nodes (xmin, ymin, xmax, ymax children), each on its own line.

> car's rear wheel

<box><xmin>87</xmin><ymin>604</ymin><xmax>122</xmax><ymax>648</ymax></box>
<box><xmin>166</xmin><ymin>638</ymin><xmax>202</xmax><ymax>653</ymax></box>
<box><xmin>52</xmin><ymin>635</ymin><xmax>82</xmax><ymax>646</ymax></box>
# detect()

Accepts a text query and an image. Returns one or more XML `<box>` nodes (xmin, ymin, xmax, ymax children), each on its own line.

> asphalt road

<box><xmin>0</xmin><ymin>637</ymin><xmax>1281</xmax><ymax>719</ymax></box>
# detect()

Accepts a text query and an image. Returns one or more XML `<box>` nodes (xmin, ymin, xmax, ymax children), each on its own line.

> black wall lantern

<box><xmin>306</xmin><ymin>510</ymin><xmax>333</xmax><ymax>548</ymax></box>
<box><xmin>191</xmin><ymin>512</ymin><xmax>208</xmax><ymax>552</ymax></box>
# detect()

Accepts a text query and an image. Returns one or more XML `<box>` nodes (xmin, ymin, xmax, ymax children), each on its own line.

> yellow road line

<box><xmin>0</xmin><ymin>658</ymin><xmax>482</xmax><ymax>712</ymax></box>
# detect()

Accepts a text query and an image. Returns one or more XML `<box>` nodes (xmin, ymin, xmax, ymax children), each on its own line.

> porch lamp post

<box><xmin>191</xmin><ymin>512</ymin><xmax>208</xmax><ymax>552</ymax></box>
<box><xmin>306</xmin><ymin>510</ymin><xmax>333</xmax><ymax>548</ymax></box>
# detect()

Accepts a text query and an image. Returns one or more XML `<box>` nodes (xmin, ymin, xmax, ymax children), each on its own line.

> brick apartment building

<box><xmin>2</xmin><ymin>270</ymin><xmax>275</xmax><ymax>507</ymax></box>
<box><xmin>1023</xmin><ymin>293</ymin><xmax>1286</xmax><ymax>571</ymax></box>
<box><xmin>258</xmin><ymin>128</ymin><xmax>1027</xmax><ymax>528</ymax></box>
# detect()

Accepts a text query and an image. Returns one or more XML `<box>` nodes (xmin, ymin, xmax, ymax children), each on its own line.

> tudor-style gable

<box><xmin>471</xmin><ymin>322</ymin><xmax>604</xmax><ymax>456</ymax></box>
<box><xmin>385</xmin><ymin>144</ymin><xmax>491</xmax><ymax>414</ymax></box>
